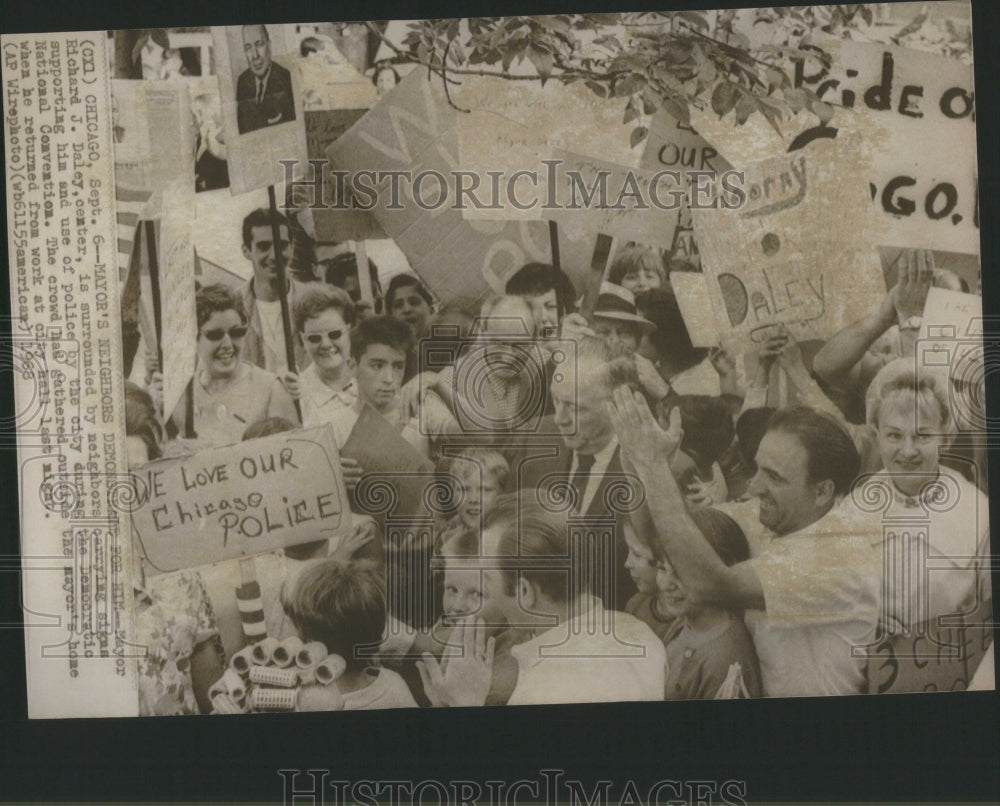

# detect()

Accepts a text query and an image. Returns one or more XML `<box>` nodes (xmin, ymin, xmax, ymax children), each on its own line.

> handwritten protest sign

<box><xmin>157</xmin><ymin>179</ymin><xmax>196</xmax><ymax>419</ymax></box>
<box><xmin>689</xmin><ymin>41</ymin><xmax>978</xmax><ymax>255</ymax></box>
<box><xmin>866</xmin><ymin>595</ymin><xmax>993</xmax><ymax>694</ymax></box>
<box><xmin>111</xmin><ymin>81</ymin><xmax>194</xmax><ymax>192</ymax></box>
<box><xmin>693</xmin><ymin>143</ymin><xmax>886</xmax><ymax>343</ymax></box>
<box><xmin>920</xmin><ymin>286</ymin><xmax>984</xmax><ymax>342</ymax></box>
<box><xmin>640</xmin><ymin>109</ymin><xmax>733</xmax><ymax>264</ymax></box>
<box><xmin>305</xmin><ymin>109</ymin><xmax>384</xmax><ymax>242</ymax></box>
<box><xmin>131</xmin><ymin>426</ymin><xmax>350</xmax><ymax>574</ymax></box>
<box><xmin>212</xmin><ymin>25</ymin><xmax>308</xmax><ymax>196</ymax></box>
<box><xmin>326</xmin><ymin>70</ymin><xmax>551</xmax><ymax>307</ymax></box>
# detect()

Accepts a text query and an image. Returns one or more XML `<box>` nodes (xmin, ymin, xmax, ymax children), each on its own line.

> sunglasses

<box><xmin>303</xmin><ymin>329</ymin><xmax>344</xmax><ymax>344</ymax></box>
<box><xmin>201</xmin><ymin>326</ymin><xmax>247</xmax><ymax>342</ymax></box>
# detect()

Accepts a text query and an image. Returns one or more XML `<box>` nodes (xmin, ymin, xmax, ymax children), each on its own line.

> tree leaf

<box><xmin>665</xmin><ymin>98</ymin><xmax>690</xmax><ymax>125</ymax></box>
<box><xmin>528</xmin><ymin>45</ymin><xmax>555</xmax><ymax>81</ymax></box>
<box><xmin>711</xmin><ymin>81</ymin><xmax>737</xmax><ymax>116</ymax></box>
<box><xmin>585</xmin><ymin>80</ymin><xmax>609</xmax><ymax>99</ymax></box>
<box><xmin>734</xmin><ymin>92</ymin><xmax>757</xmax><ymax>125</ymax></box>
<box><xmin>614</xmin><ymin>73</ymin><xmax>647</xmax><ymax>97</ymax></box>
<box><xmin>677</xmin><ymin>11</ymin><xmax>710</xmax><ymax>32</ymax></box>
<box><xmin>630</xmin><ymin>126</ymin><xmax>649</xmax><ymax>149</ymax></box>
<box><xmin>623</xmin><ymin>97</ymin><xmax>638</xmax><ymax>125</ymax></box>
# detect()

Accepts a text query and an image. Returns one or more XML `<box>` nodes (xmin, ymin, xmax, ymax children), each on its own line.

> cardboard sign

<box><xmin>920</xmin><ymin>287</ymin><xmax>984</xmax><ymax>342</ymax></box>
<box><xmin>451</xmin><ymin>74</ymin><xmax>638</xmax><ymax>221</ymax></box>
<box><xmin>326</xmin><ymin>70</ymin><xmax>551</xmax><ymax>307</ymax></box>
<box><xmin>157</xmin><ymin>179</ymin><xmax>196</xmax><ymax>419</ymax></box>
<box><xmin>544</xmin><ymin>148</ymin><xmax>680</xmax><ymax>251</ymax></box>
<box><xmin>341</xmin><ymin>405</ymin><xmax>436</xmax><ymax>519</ymax></box>
<box><xmin>689</xmin><ymin>41</ymin><xmax>978</xmax><ymax>255</ymax></box>
<box><xmin>692</xmin><ymin>144</ymin><xmax>886</xmax><ymax>343</ymax></box>
<box><xmin>131</xmin><ymin>426</ymin><xmax>350</xmax><ymax>574</ymax></box>
<box><xmin>111</xmin><ymin>81</ymin><xmax>195</xmax><ymax>192</ymax></box>
<box><xmin>668</xmin><ymin>270</ymin><xmax>718</xmax><ymax>348</ymax></box>
<box><xmin>305</xmin><ymin>109</ymin><xmax>385</xmax><ymax>242</ymax></box>
<box><xmin>640</xmin><ymin>110</ymin><xmax>732</xmax><ymax>265</ymax></box>
<box><xmin>866</xmin><ymin>596</ymin><xmax>994</xmax><ymax>694</ymax></box>
<box><xmin>212</xmin><ymin>24</ymin><xmax>308</xmax><ymax>195</ymax></box>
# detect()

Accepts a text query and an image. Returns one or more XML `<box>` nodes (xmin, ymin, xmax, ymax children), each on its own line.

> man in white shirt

<box><xmin>610</xmin><ymin>398</ymin><xmax>881</xmax><ymax>698</ymax></box>
<box><xmin>416</xmin><ymin>495</ymin><xmax>665</xmax><ymax>706</ymax></box>
<box><xmin>237</xmin><ymin>209</ymin><xmax>309</xmax><ymax>376</ymax></box>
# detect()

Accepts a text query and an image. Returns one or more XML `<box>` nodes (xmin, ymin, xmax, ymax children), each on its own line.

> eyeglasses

<box><xmin>201</xmin><ymin>326</ymin><xmax>248</xmax><ymax>342</ymax></box>
<box><xmin>303</xmin><ymin>329</ymin><xmax>344</xmax><ymax>344</ymax></box>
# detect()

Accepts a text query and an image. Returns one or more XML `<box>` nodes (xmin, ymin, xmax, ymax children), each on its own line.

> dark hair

<box><xmin>385</xmin><ymin>274</ymin><xmax>433</xmax><ymax>313</ymax></box>
<box><xmin>736</xmin><ymin>407</ymin><xmax>776</xmax><ymax>470</ymax></box>
<box><xmin>634</xmin><ymin>288</ymin><xmax>704</xmax><ymax>371</ymax></box>
<box><xmin>317</xmin><ymin>250</ymin><xmax>381</xmax><ymax>305</ymax></box>
<box><xmin>660</xmin><ymin>395</ymin><xmax>735</xmax><ymax>471</ymax></box>
<box><xmin>607</xmin><ymin>245</ymin><xmax>666</xmax><ymax>288</ymax></box>
<box><xmin>196</xmin><ymin>283</ymin><xmax>247</xmax><ymax>330</ymax></box>
<box><xmin>242</xmin><ymin>208</ymin><xmax>290</xmax><ymax>249</ymax></box>
<box><xmin>293</xmin><ymin>284</ymin><xmax>356</xmax><ymax>333</ymax></box>
<box><xmin>689</xmin><ymin>508</ymin><xmax>749</xmax><ymax>567</ymax></box>
<box><xmin>242</xmin><ymin>417</ymin><xmax>298</xmax><ymax>441</ymax></box>
<box><xmin>372</xmin><ymin>63</ymin><xmax>401</xmax><ymax>87</ymax></box>
<box><xmin>300</xmin><ymin>36</ymin><xmax>321</xmax><ymax>56</ymax></box>
<box><xmin>124</xmin><ymin>381</ymin><xmax>163</xmax><ymax>461</ymax></box>
<box><xmin>350</xmin><ymin>315</ymin><xmax>414</xmax><ymax>362</ymax></box>
<box><xmin>282</xmin><ymin>559</ymin><xmax>385</xmax><ymax>672</ymax></box>
<box><xmin>504</xmin><ymin>262</ymin><xmax>578</xmax><ymax>317</ymax></box>
<box><xmin>484</xmin><ymin>494</ymin><xmax>577</xmax><ymax>603</ymax></box>
<box><xmin>766</xmin><ymin>406</ymin><xmax>860</xmax><ymax>497</ymax></box>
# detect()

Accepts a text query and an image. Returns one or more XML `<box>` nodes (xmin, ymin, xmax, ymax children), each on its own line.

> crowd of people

<box><xmin>123</xmin><ymin>208</ymin><xmax>991</xmax><ymax>714</ymax></box>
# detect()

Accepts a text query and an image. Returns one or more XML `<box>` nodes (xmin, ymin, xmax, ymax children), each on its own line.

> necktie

<box><xmin>570</xmin><ymin>452</ymin><xmax>596</xmax><ymax>513</ymax></box>
<box><xmin>256</xmin><ymin>78</ymin><xmax>264</xmax><ymax>105</ymax></box>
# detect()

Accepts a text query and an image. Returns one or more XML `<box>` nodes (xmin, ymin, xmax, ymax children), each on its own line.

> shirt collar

<box><xmin>510</xmin><ymin>595</ymin><xmax>603</xmax><ymax>670</ymax></box>
<box><xmin>302</xmin><ymin>364</ymin><xmax>356</xmax><ymax>409</ymax></box>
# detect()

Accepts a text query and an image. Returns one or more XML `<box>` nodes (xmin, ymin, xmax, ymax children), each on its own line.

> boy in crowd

<box><xmin>282</xmin><ymin>559</ymin><xmax>417</xmax><ymax>710</ymax></box>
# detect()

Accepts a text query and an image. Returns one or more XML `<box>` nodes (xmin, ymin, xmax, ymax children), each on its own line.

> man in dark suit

<box><xmin>512</xmin><ymin>336</ymin><xmax>643</xmax><ymax>610</ymax></box>
<box><xmin>236</xmin><ymin>24</ymin><xmax>296</xmax><ymax>135</ymax></box>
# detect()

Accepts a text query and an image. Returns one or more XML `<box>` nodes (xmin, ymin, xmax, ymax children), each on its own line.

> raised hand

<box><xmin>330</xmin><ymin>519</ymin><xmax>377</xmax><ymax>562</ymax></box>
<box><xmin>608</xmin><ymin>386</ymin><xmax>683</xmax><ymax>468</ymax></box>
<box><xmin>892</xmin><ymin>248</ymin><xmax>934</xmax><ymax>322</ymax></box>
<box><xmin>416</xmin><ymin>617</ymin><xmax>495</xmax><ymax>707</ymax></box>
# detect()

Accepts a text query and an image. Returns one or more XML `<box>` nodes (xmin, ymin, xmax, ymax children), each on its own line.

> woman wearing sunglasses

<box><xmin>169</xmin><ymin>284</ymin><xmax>298</xmax><ymax>447</ymax></box>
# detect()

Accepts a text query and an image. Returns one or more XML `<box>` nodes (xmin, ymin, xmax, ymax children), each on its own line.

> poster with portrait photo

<box><xmin>212</xmin><ymin>23</ymin><xmax>307</xmax><ymax>194</ymax></box>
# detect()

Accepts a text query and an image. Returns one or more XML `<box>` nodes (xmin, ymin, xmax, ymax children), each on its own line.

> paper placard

<box><xmin>131</xmin><ymin>425</ymin><xmax>350</xmax><ymax>574</ymax></box>
<box><xmin>212</xmin><ymin>24</ymin><xmax>308</xmax><ymax>195</ymax></box>
<box><xmin>157</xmin><ymin>179</ymin><xmax>196</xmax><ymax>419</ymax></box>
<box><xmin>668</xmin><ymin>271</ymin><xmax>718</xmax><ymax>348</ymax></box>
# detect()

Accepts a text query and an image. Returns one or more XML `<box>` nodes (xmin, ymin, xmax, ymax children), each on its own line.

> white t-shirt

<box><xmin>256</xmin><ymin>298</ymin><xmax>287</xmax><ymax>374</ymax></box>
<box><xmin>743</xmin><ymin>500</ymin><xmax>881</xmax><ymax>698</ymax></box>
<box><xmin>508</xmin><ymin>598</ymin><xmax>666</xmax><ymax>705</ymax></box>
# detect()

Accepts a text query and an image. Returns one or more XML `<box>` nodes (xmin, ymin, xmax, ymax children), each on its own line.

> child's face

<box><xmin>623</xmin><ymin>524</ymin><xmax>659</xmax><ymax>595</ymax></box>
<box><xmin>441</xmin><ymin>562</ymin><xmax>483</xmax><ymax>623</ymax></box>
<box><xmin>656</xmin><ymin>558</ymin><xmax>699</xmax><ymax>621</ymax></box>
<box><xmin>453</xmin><ymin>464</ymin><xmax>501</xmax><ymax>531</ymax></box>
<box><xmin>353</xmin><ymin>343</ymin><xmax>406</xmax><ymax>409</ymax></box>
